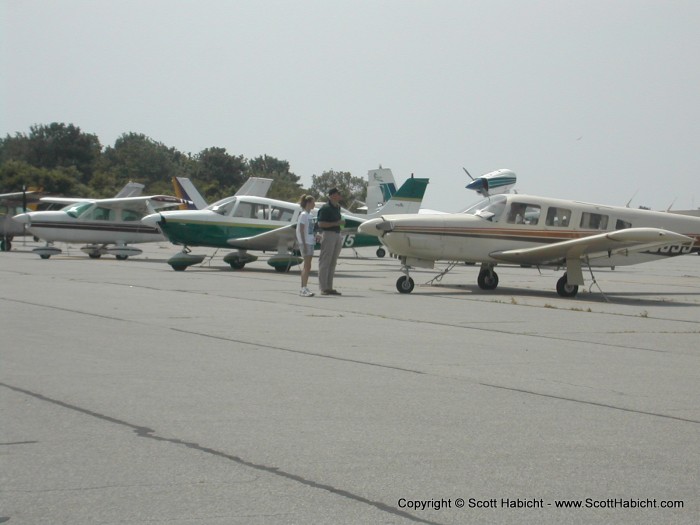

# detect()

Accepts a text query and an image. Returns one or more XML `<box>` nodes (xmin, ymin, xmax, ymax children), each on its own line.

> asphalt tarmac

<box><xmin>2</xmin><ymin>241</ymin><xmax>699</xmax><ymax>524</ymax></box>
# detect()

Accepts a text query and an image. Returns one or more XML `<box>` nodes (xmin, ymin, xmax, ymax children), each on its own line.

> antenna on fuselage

<box><xmin>625</xmin><ymin>190</ymin><xmax>638</xmax><ymax>208</ymax></box>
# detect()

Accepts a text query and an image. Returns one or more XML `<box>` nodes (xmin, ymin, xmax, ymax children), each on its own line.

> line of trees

<box><xmin>0</xmin><ymin>123</ymin><xmax>367</xmax><ymax>207</ymax></box>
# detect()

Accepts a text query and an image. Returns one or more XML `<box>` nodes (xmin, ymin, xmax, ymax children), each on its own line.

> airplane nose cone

<box><xmin>141</xmin><ymin>213</ymin><xmax>163</xmax><ymax>227</ymax></box>
<box><xmin>12</xmin><ymin>213</ymin><xmax>31</xmax><ymax>224</ymax></box>
<box><xmin>359</xmin><ymin>217</ymin><xmax>392</xmax><ymax>237</ymax></box>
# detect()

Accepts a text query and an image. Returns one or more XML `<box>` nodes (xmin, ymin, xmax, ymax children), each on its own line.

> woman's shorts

<box><xmin>300</xmin><ymin>243</ymin><xmax>315</xmax><ymax>257</ymax></box>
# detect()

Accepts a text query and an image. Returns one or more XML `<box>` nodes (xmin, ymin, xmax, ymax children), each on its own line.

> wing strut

<box><xmin>565</xmin><ymin>257</ymin><xmax>584</xmax><ymax>286</ymax></box>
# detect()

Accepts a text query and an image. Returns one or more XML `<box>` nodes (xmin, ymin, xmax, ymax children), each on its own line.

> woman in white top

<box><xmin>296</xmin><ymin>195</ymin><xmax>317</xmax><ymax>297</ymax></box>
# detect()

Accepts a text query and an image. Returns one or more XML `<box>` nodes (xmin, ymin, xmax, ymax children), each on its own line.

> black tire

<box><xmin>229</xmin><ymin>261</ymin><xmax>246</xmax><ymax>270</ymax></box>
<box><xmin>477</xmin><ymin>270</ymin><xmax>499</xmax><ymax>290</ymax></box>
<box><xmin>115</xmin><ymin>255</ymin><xmax>128</xmax><ymax>260</ymax></box>
<box><xmin>396</xmin><ymin>275</ymin><xmax>415</xmax><ymax>294</ymax></box>
<box><xmin>556</xmin><ymin>274</ymin><xmax>579</xmax><ymax>297</ymax></box>
<box><xmin>274</xmin><ymin>264</ymin><xmax>290</xmax><ymax>273</ymax></box>
<box><xmin>376</xmin><ymin>247</ymin><xmax>386</xmax><ymax>258</ymax></box>
<box><xmin>88</xmin><ymin>252</ymin><xmax>102</xmax><ymax>259</ymax></box>
<box><xmin>1</xmin><ymin>239</ymin><xmax>11</xmax><ymax>251</ymax></box>
<box><xmin>171</xmin><ymin>265</ymin><xmax>187</xmax><ymax>271</ymax></box>
<box><xmin>40</xmin><ymin>254</ymin><xmax>51</xmax><ymax>259</ymax></box>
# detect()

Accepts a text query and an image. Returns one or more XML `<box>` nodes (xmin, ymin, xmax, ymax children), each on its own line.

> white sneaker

<box><xmin>301</xmin><ymin>287</ymin><xmax>315</xmax><ymax>297</ymax></box>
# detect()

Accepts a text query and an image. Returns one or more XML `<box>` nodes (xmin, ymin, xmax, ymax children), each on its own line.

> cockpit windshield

<box><xmin>63</xmin><ymin>202</ymin><xmax>93</xmax><ymax>218</ymax></box>
<box><xmin>207</xmin><ymin>196</ymin><xmax>235</xmax><ymax>210</ymax></box>
<box><xmin>207</xmin><ymin>197</ymin><xmax>237</xmax><ymax>215</ymax></box>
<box><xmin>461</xmin><ymin>195</ymin><xmax>507</xmax><ymax>222</ymax></box>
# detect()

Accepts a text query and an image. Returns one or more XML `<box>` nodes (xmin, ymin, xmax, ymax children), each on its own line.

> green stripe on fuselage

<box><xmin>160</xmin><ymin>217</ymin><xmax>382</xmax><ymax>251</ymax></box>
<box><xmin>160</xmin><ymin>219</ymin><xmax>278</xmax><ymax>248</ymax></box>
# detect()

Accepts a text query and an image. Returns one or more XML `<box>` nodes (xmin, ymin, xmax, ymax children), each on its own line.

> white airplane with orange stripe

<box><xmin>359</xmin><ymin>191</ymin><xmax>700</xmax><ymax>298</ymax></box>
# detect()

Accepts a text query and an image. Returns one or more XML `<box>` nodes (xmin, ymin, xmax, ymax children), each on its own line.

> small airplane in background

<box><xmin>355</xmin><ymin>167</ymin><xmax>398</xmax><ymax>214</ymax></box>
<box><xmin>1</xmin><ymin>189</ymin><xmax>43</xmax><ymax>251</ymax></box>
<box><xmin>359</xmin><ymin>180</ymin><xmax>699</xmax><ymax>298</ymax></box>
<box><xmin>142</xmin><ymin>173</ymin><xmax>429</xmax><ymax>272</ymax></box>
<box><xmin>1</xmin><ymin>182</ymin><xmax>145</xmax><ymax>252</ymax></box>
<box><xmin>13</xmin><ymin>186</ymin><xmax>190</xmax><ymax>259</ymax></box>
<box><xmin>463</xmin><ymin>168</ymin><xmax>517</xmax><ymax>197</ymax></box>
<box><xmin>11</xmin><ymin>178</ymin><xmax>273</xmax><ymax>259</ymax></box>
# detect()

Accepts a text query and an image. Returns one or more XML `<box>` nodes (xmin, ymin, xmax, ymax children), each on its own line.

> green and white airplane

<box><xmin>142</xmin><ymin>175</ymin><xmax>429</xmax><ymax>271</ymax></box>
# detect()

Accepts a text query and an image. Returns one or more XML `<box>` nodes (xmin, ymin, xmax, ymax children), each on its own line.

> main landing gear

<box><xmin>395</xmin><ymin>261</ymin><xmax>580</xmax><ymax>298</ymax></box>
<box><xmin>477</xmin><ymin>265</ymin><xmax>499</xmax><ymax>290</ymax></box>
<box><xmin>1</xmin><ymin>236</ymin><xmax>12</xmax><ymax>251</ymax></box>
<box><xmin>556</xmin><ymin>273</ymin><xmax>579</xmax><ymax>297</ymax></box>
<box><xmin>396</xmin><ymin>274</ymin><xmax>415</xmax><ymax>293</ymax></box>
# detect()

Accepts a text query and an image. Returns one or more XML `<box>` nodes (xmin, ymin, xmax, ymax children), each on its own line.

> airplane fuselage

<box><xmin>19</xmin><ymin>211</ymin><xmax>165</xmax><ymax>244</ymax></box>
<box><xmin>155</xmin><ymin>210</ymin><xmax>295</xmax><ymax>248</ymax></box>
<box><xmin>363</xmin><ymin>194</ymin><xmax>700</xmax><ymax>268</ymax></box>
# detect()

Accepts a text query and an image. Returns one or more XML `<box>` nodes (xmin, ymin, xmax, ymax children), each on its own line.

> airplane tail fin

<box><xmin>172</xmin><ymin>177</ymin><xmax>208</xmax><ymax>210</ymax></box>
<box><xmin>366</xmin><ymin>176</ymin><xmax>429</xmax><ymax>217</ymax></box>
<box><xmin>362</xmin><ymin>167</ymin><xmax>397</xmax><ymax>214</ymax></box>
<box><xmin>234</xmin><ymin>177</ymin><xmax>273</xmax><ymax>198</ymax></box>
<box><xmin>114</xmin><ymin>182</ymin><xmax>145</xmax><ymax>198</ymax></box>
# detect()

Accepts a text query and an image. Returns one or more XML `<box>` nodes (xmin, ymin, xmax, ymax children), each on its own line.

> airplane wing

<box><xmin>490</xmin><ymin>228</ymin><xmax>693</xmax><ymax>265</ymax></box>
<box><xmin>1</xmin><ymin>191</ymin><xmax>37</xmax><ymax>199</ymax></box>
<box><xmin>84</xmin><ymin>195</ymin><xmax>191</xmax><ymax>210</ymax></box>
<box><xmin>39</xmin><ymin>183</ymin><xmax>147</xmax><ymax>205</ymax></box>
<box><xmin>40</xmin><ymin>197</ymin><xmax>95</xmax><ymax>205</ymax></box>
<box><xmin>226</xmin><ymin>224</ymin><xmax>297</xmax><ymax>250</ymax></box>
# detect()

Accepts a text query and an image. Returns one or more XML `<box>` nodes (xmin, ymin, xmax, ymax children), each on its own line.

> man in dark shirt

<box><xmin>317</xmin><ymin>187</ymin><xmax>344</xmax><ymax>295</ymax></box>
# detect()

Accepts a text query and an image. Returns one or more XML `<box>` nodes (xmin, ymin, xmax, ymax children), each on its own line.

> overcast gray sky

<box><xmin>2</xmin><ymin>0</ymin><xmax>699</xmax><ymax>212</ymax></box>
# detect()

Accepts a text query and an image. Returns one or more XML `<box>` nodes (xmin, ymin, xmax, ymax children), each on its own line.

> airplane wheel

<box><xmin>115</xmin><ymin>255</ymin><xmax>128</xmax><ymax>260</ymax></box>
<box><xmin>274</xmin><ymin>265</ymin><xmax>291</xmax><ymax>273</ymax></box>
<box><xmin>171</xmin><ymin>265</ymin><xmax>187</xmax><ymax>271</ymax></box>
<box><xmin>88</xmin><ymin>252</ymin><xmax>102</xmax><ymax>259</ymax></box>
<box><xmin>477</xmin><ymin>270</ymin><xmax>499</xmax><ymax>290</ymax></box>
<box><xmin>556</xmin><ymin>274</ymin><xmax>578</xmax><ymax>297</ymax></box>
<box><xmin>376</xmin><ymin>247</ymin><xmax>386</xmax><ymax>258</ymax></box>
<box><xmin>40</xmin><ymin>254</ymin><xmax>51</xmax><ymax>259</ymax></box>
<box><xmin>230</xmin><ymin>261</ymin><xmax>246</xmax><ymax>270</ymax></box>
<box><xmin>396</xmin><ymin>275</ymin><xmax>415</xmax><ymax>294</ymax></box>
<box><xmin>1</xmin><ymin>239</ymin><xmax>11</xmax><ymax>251</ymax></box>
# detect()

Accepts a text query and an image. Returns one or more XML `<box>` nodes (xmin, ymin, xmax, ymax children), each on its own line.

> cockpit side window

<box><xmin>545</xmin><ymin>207</ymin><xmax>572</xmax><ymax>227</ymax></box>
<box><xmin>233</xmin><ymin>202</ymin><xmax>253</xmax><ymax>218</ymax></box>
<box><xmin>121</xmin><ymin>208</ymin><xmax>142</xmax><ymax>221</ymax></box>
<box><xmin>83</xmin><ymin>206</ymin><xmax>115</xmax><ymax>221</ymax></box>
<box><xmin>580</xmin><ymin>212</ymin><xmax>609</xmax><ymax>230</ymax></box>
<box><xmin>615</xmin><ymin>219</ymin><xmax>632</xmax><ymax>230</ymax></box>
<box><xmin>271</xmin><ymin>205</ymin><xmax>295</xmax><ymax>222</ymax></box>
<box><xmin>507</xmin><ymin>202</ymin><xmax>541</xmax><ymax>225</ymax></box>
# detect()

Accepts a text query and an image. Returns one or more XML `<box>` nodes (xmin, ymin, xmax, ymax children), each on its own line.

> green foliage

<box><xmin>310</xmin><ymin>170</ymin><xmax>367</xmax><ymax>210</ymax></box>
<box><xmin>0</xmin><ymin>122</ymin><xmax>355</xmax><ymax>206</ymax></box>
<box><xmin>0</xmin><ymin>160</ymin><xmax>90</xmax><ymax>195</ymax></box>
<box><xmin>0</xmin><ymin>123</ymin><xmax>101</xmax><ymax>184</ymax></box>
<box><xmin>100</xmin><ymin>133</ymin><xmax>194</xmax><ymax>194</ymax></box>
<box><xmin>192</xmin><ymin>147</ymin><xmax>246</xmax><ymax>201</ymax></box>
<box><xmin>248</xmin><ymin>155</ymin><xmax>304</xmax><ymax>202</ymax></box>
